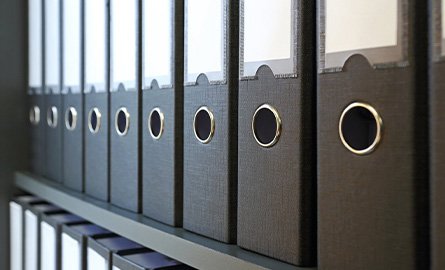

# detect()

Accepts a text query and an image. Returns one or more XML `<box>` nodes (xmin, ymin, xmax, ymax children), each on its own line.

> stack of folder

<box><xmin>25</xmin><ymin>0</ymin><xmax>441</xmax><ymax>268</ymax></box>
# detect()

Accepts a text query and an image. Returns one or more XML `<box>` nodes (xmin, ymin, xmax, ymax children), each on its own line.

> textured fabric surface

<box><xmin>84</xmin><ymin>92</ymin><xmax>109</xmax><ymax>202</ymax></box>
<box><xmin>110</xmin><ymin>90</ymin><xmax>140</xmax><ymax>212</ymax></box>
<box><xmin>238</xmin><ymin>66</ymin><xmax>314</xmax><ymax>266</ymax></box>
<box><xmin>45</xmin><ymin>94</ymin><xmax>63</xmax><ymax>182</ymax></box>
<box><xmin>183</xmin><ymin>75</ymin><xmax>237</xmax><ymax>243</ymax></box>
<box><xmin>62</xmin><ymin>92</ymin><xmax>83</xmax><ymax>192</ymax></box>
<box><xmin>318</xmin><ymin>55</ymin><xmax>418</xmax><ymax>270</ymax></box>
<box><xmin>143</xmin><ymin>87</ymin><xmax>183</xmax><ymax>226</ymax></box>
<box><xmin>431</xmin><ymin>61</ymin><xmax>445</xmax><ymax>270</ymax></box>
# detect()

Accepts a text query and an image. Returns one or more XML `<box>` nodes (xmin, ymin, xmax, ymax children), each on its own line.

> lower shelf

<box><xmin>14</xmin><ymin>171</ymin><xmax>313</xmax><ymax>270</ymax></box>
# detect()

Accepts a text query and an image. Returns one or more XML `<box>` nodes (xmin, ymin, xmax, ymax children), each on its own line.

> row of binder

<box><xmin>26</xmin><ymin>0</ymin><xmax>443</xmax><ymax>268</ymax></box>
<box><xmin>10</xmin><ymin>195</ymin><xmax>193</xmax><ymax>270</ymax></box>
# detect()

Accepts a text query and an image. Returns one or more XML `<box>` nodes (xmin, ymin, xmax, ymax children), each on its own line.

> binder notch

<box><xmin>193</xmin><ymin>106</ymin><xmax>215</xmax><ymax>144</ymax></box>
<box><xmin>47</xmin><ymin>106</ymin><xmax>58</xmax><ymax>128</ymax></box>
<box><xmin>339</xmin><ymin>102</ymin><xmax>383</xmax><ymax>155</ymax></box>
<box><xmin>148</xmin><ymin>107</ymin><xmax>164</xmax><ymax>140</ymax></box>
<box><xmin>115</xmin><ymin>107</ymin><xmax>130</xmax><ymax>136</ymax></box>
<box><xmin>88</xmin><ymin>108</ymin><xmax>102</xmax><ymax>134</ymax></box>
<box><xmin>65</xmin><ymin>107</ymin><xmax>78</xmax><ymax>131</ymax></box>
<box><xmin>30</xmin><ymin>106</ymin><xmax>41</xmax><ymax>125</ymax></box>
<box><xmin>252</xmin><ymin>104</ymin><xmax>282</xmax><ymax>148</ymax></box>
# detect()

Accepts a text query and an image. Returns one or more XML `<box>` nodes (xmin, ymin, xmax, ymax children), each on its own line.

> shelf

<box><xmin>14</xmin><ymin>172</ymin><xmax>314</xmax><ymax>270</ymax></box>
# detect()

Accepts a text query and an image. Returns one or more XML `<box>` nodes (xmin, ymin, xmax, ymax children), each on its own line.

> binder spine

<box><xmin>182</xmin><ymin>0</ymin><xmax>238</xmax><ymax>242</ymax></box>
<box><xmin>142</xmin><ymin>0</ymin><xmax>184</xmax><ymax>226</ymax></box>
<box><xmin>109</xmin><ymin>0</ymin><xmax>141</xmax><ymax>212</ymax></box>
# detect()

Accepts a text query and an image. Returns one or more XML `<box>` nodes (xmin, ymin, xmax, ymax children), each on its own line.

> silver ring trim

<box><xmin>115</xmin><ymin>107</ymin><xmax>130</xmax><ymax>136</ymax></box>
<box><xmin>252</xmin><ymin>104</ymin><xmax>282</xmax><ymax>148</ymax></box>
<box><xmin>339</xmin><ymin>102</ymin><xmax>383</xmax><ymax>155</ymax></box>
<box><xmin>193</xmin><ymin>106</ymin><xmax>215</xmax><ymax>144</ymax></box>
<box><xmin>148</xmin><ymin>107</ymin><xmax>165</xmax><ymax>140</ymax></box>
<box><xmin>88</xmin><ymin>107</ymin><xmax>102</xmax><ymax>134</ymax></box>
<box><xmin>30</xmin><ymin>106</ymin><xmax>40</xmax><ymax>125</ymax></box>
<box><xmin>47</xmin><ymin>106</ymin><xmax>58</xmax><ymax>128</ymax></box>
<box><xmin>65</xmin><ymin>107</ymin><xmax>78</xmax><ymax>131</ymax></box>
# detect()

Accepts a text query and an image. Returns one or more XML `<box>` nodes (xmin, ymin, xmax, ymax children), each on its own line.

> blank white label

<box><xmin>10</xmin><ymin>202</ymin><xmax>22</xmax><ymax>270</ymax></box>
<box><xmin>325</xmin><ymin>0</ymin><xmax>398</xmax><ymax>54</ymax></box>
<box><xmin>25</xmin><ymin>210</ymin><xmax>38</xmax><ymax>270</ymax></box>
<box><xmin>29</xmin><ymin>0</ymin><xmax>42</xmax><ymax>88</ymax></box>
<box><xmin>111</xmin><ymin>0</ymin><xmax>137</xmax><ymax>90</ymax></box>
<box><xmin>62</xmin><ymin>233</ymin><xmax>81</xmax><ymax>270</ymax></box>
<box><xmin>87</xmin><ymin>248</ymin><xmax>108</xmax><ymax>270</ymax></box>
<box><xmin>112</xmin><ymin>267</ymin><xmax>122</xmax><ymax>270</ymax></box>
<box><xmin>144</xmin><ymin>0</ymin><xmax>172</xmax><ymax>87</ymax></box>
<box><xmin>40</xmin><ymin>221</ymin><xmax>56</xmax><ymax>270</ymax></box>
<box><xmin>45</xmin><ymin>0</ymin><xmax>60</xmax><ymax>88</ymax></box>
<box><xmin>63</xmin><ymin>0</ymin><xmax>81</xmax><ymax>91</ymax></box>
<box><xmin>85</xmin><ymin>0</ymin><xmax>106</xmax><ymax>92</ymax></box>
<box><xmin>186</xmin><ymin>0</ymin><xmax>224</xmax><ymax>83</ymax></box>
<box><xmin>243</xmin><ymin>0</ymin><xmax>294</xmax><ymax>76</ymax></box>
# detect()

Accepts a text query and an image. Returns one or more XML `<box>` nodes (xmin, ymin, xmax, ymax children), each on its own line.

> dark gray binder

<box><xmin>237</xmin><ymin>0</ymin><xmax>315</xmax><ymax>266</ymax></box>
<box><xmin>317</xmin><ymin>0</ymin><xmax>429</xmax><ymax>269</ymax></box>
<box><xmin>40</xmin><ymin>213</ymin><xmax>87</xmax><ymax>270</ymax></box>
<box><xmin>87</xmin><ymin>236</ymin><xmax>146</xmax><ymax>269</ymax></box>
<box><xmin>44</xmin><ymin>0</ymin><xmax>62</xmax><ymax>182</ymax></box>
<box><xmin>182</xmin><ymin>0</ymin><xmax>238</xmax><ymax>243</ymax></box>
<box><xmin>83</xmin><ymin>0</ymin><xmax>109</xmax><ymax>202</ymax></box>
<box><xmin>431</xmin><ymin>1</ymin><xmax>445</xmax><ymax>269</ymax></box>
<box><xmin>61</xmin><ymin>224</ymin><xmax>113</xmax><ymax>270</ymax></box>
<box><xmin>28</xmin><ymin>0</ymin><xmax>45</xmax><ymax>176</ymax></box>
<box><xmin>109</xmin><ymin>0</ymin><xmax>140</xmax><ymax>212</ymax></box>
<box><xmin>113</xmin><ymin>251</ymin><xmax>192</xmax><ymax>270</ymax></box>
<box><xmin>142</xmin><ymin>0</ymin><xmax>184</xmax><ymax>226</ymax></box>
<box><xmin>62</xmin><ymin>0</ymin><xmax>83</xmax><ymax>192</ymax></box>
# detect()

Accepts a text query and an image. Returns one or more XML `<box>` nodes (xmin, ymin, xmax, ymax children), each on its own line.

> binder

<box><xmin>61</xmin><ymin>224</ymin><xmax>112</xmax><ymax>270</ymax></box>
<box><xmin>182</xmin><ymin>0</ymin><xmax>238</xmax><ymax>243</ymax></box>
<box><xmin>87</xmin><ymin>236</ymin><xmax>146</xmax><ymax>269</ymax></box>
<box><xmin>431</xmin><ymin>1</ymin><xmax>445</xmax><ymax>269</ymax></box>
<box><xmin>10</xmin><ymin>196</ymin><xmax>44</xmax><ymax>270</ymax></box>
<box><xmin>113</xmin><ymin>251</ymin><xmax>192</xmax><ymax>270</ymax></box>
<box><xmin>109</xmin><ymin>0</ymin><xmax>140</xmax><ymax>212</ymax></box>
<box><xmin>84</xmin><ymin>0</ymin><xmax>109</xmax><ymax>201</ymax></box>
<box><xmin>40</xmin><ymin>213</ymin><xmax>86</xmax><ymax>270</ymax></box>
<box><xmin>237</xmin><ymin>0</ymin><xmax>315</xmax><ymax>265</ymax></box>
<box><xmin>10</xmin><ymin>201</ymin><xmax>23</xmax><ymax>270</ymax></box>
<box><xmin>44</xmin><ymin>0</ymin><xmax>63</xmax><ymax>182</ymax></box>
<box><xmin>317</xmin><ymin>0</ymin><xmax>429</xmax><ymax>269</ymax></box>
<box><xmin>28</xmin><ymin>0</ymin><xmax>45</xmax><ymax>176</ymax></box>
<box><xmin>142</xmin><ymin>0</ymin><xmax>184</xmax><ymax>226</ymax></box>
<box><xmin>62</xmin><ymin>0</ymin><xmax>83</xmax><ymax>192</ymax></box>
<box><xmin>24</xmin><ymin>204</ymin><xmax>64</xmax><ymax>270</ymax></box>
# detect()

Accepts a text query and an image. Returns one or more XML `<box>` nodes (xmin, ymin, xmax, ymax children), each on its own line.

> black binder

<box><xmin>113</xmin><ymin>251</ymin><xmax>191</xmax><ymax>270</ymax></box>
<box><xmin>317</xmin><ymin>0</ymin><xmax>429</xmax><ymax>269</ymax></box>
<box><xmin>84</xmin><ymin>0</ymin><xmax>110</xmax><ymax>202</ymax></box>
<box><xmin>28</xmin><ymin>0</ymin><xmax>45</xmax><ymax>176</ymax></box>
<box><xmin>44</xmin><ymin>0</ymin><xmax>62</xmax><ymax>182</ymax></box>
<box><xmin>109</xmin><ymin>0</ymin><xmax>140</xmax><ymax>212</ymax></box>
<box><xmin>431</xmin><ymin>1</ymin><xmax>445</xmax><ymax>269</ymax></box>
<box><xmin>237</xmin><ymin>0</ymin><xmax>315</xmax><ymax>265</ymax></box>
<box><xmin>62</xmin><ymin>0</ymin><xmax>83</xmax><ymax>192</ymax></box>
<box><xmin>182</xmin><ymin>0</ymin><xmax>238</xmax><ymax>243</ymax></box>
<box><xmin>142</xmin><ymin>0</ymin><xmax>184</xmax><ymax>226</ymax></box>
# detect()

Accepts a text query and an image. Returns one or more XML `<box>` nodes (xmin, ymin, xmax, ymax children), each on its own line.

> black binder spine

<box><xmin>61</xmin><ymin>0</ymin><xmax>84</xmax><ymax>192</ymax></box>
<box><xmin>44</xmin><ymin>0</ymin><xmax>63</xmax><ymax>182</ymax></box>
<box><xmin>142</xmin><ymin>0</ymin><xmax>184</xmax><ymax>226</ymax></box>
<box><xmin>182</xmin><ymin>0</ymin><xmax>238</xmax><ymax>243</ymax></box>
<box><xmin>237</xmin><ymin>0</ymin><xmax>315</xmax><ymax>265</ymax></box>
<box><xmin>109</xmin><ymin>0</ymin><xmax>141</xmax><ymax>212</ymax></box>
<box><xmin>83</xmin><ymin>0</ymin><xmax>110</xmax><ymax>202</ymax></box>
<box><xmin>317</xmin><ymin>0</ymin><xmax>430</xmax><ymax>269</ymax></box>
